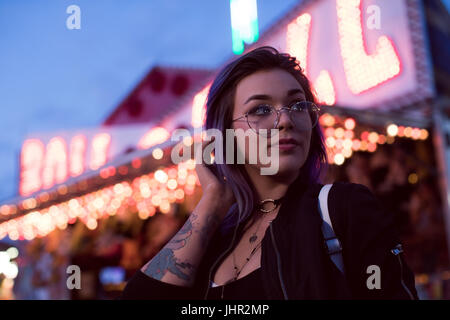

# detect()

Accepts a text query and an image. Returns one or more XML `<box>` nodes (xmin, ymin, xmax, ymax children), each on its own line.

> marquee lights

<box><xmin>286</xmin><ymin>13</ymin><xmax>336</xmax><ymax>105</ymax></box>
<box><xmin>314</xmin><ymin>70</ymin><xmax>336</xmax><ymax>105</ymax></box>
<box><xmin>191</xmin><ymin>84</ymin><xmax>210</xmax><ymax>128</ymax></box>
<box><xmin>20</xmin><ymin>139</ymin><xmax>45</xmax><ymax>196</ymax></box>
<box><xmin>336</xmin><ymin>0</ymin><xmax>401</xmax><ymax>94</ymax></box>
<box><xmin>42</xmin><ymin>137</ymin><xmax>68</xmax><ymax>190</ymax></box>
<box><xmin>0</xmin><ymin>160</ymin><xmax>200</xmax><ymax>241</ymax></box>
<box><xmin>90</xmin><ymin>133</ymin><xmax>111</xmax><ymax>170</ymax></box>
<box><xmin>69</xmin><ymin>135</ymin><xmax>86</xmax><ymax>177</ymax></box>
<box><xmin>286</xmin><ymin>13</ymin><xmax>311</xmax><ymax>75</ymax></box>
<box><xmin>20</xmin><ymin>133</ymin><xmax>111</xmax><ymax>196</ymax></box>
<box><xmin>138</xmin><ymin>127</ymin><xmax>170</xmax><ymax>150</ymax></box>
<box><xmin>320</xmin><ymin>113</ymin><xmax>428</xmax><ymax>166</ymax></box>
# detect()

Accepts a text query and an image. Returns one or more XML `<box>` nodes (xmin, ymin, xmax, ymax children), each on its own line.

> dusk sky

<box><xmin>0</xmin><ymin>0</ymin><xmax>300</xmax><ymax>202</ymax></box>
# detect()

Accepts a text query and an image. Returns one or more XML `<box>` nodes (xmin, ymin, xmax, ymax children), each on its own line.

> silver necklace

<box><xmin>249</xmin><ymin>196</ymin><xmax>284</xmax><ymax>243</ymax></box>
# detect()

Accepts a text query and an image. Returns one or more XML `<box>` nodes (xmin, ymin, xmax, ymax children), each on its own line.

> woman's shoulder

<box><xmin>325</xmin><ymin>181</ymin><xmax>378</xmax><ymax>205</ymax></box>
<box><xmin>328</xmin><ymin>180</ymin><xmax>371</xmax><ymax>192</ymax></box>
<box><xmin>305</xmin><ymin>181</ymin><xmax>373</xmax><ymax>208</ymax></box>
<box><xmin>327</xmin><ymin>181</ymin><xmax>393</xmax><ymax>229</ymax></box>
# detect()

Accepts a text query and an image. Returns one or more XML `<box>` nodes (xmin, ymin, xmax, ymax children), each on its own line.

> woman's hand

<box><xmin>193</xmin><ymin>137</ymin><xmax>235</xmax><ymax>215</ymax></box>
<box><xmin>135</xmin><ymin>136</ymin><xmax>236</xmax><ymax>289</ymax></box>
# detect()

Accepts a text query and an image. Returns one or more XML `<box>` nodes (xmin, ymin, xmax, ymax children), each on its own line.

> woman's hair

<box><xmin>205</xmin><ymin>46</ymin><xmax>328</xmax><ymax>232</ymax></box>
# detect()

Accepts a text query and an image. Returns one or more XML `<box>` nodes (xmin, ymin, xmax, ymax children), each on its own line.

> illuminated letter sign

<box><xmin>336</xmin><ymin>0</ymin><xmax>401</xmax><ymax>94</ymax></box>
<box><xmin>191</xmin><ymin>84</ymin><xmax>211</xmax><ymax>128</ymax></box>
<box><xmin>42</xmin><ymin>137</ymin><xmax>68</xmax><ymax>189</ymax></box>
<box><xmin>20</xmin><ymin>139</ymin><xmax>45</xmax><ymax>196</ymax></box>
<box><xmin>70</xmin><ymin>135</ymin><xmax>86</xmax><ymax>177</ymax></box>
<box><xmin>90</xmin><ymin>133</ymin><xmax>111</xmax><ymax>170</ymax></box>
<box><xmin>230</xmin><ymin>0</ymin><xmax>259</xmax><ymax>54</ymax></box>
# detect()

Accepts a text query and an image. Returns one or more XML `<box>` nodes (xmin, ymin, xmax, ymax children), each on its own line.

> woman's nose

<box><xmin>276</xmin><ymin>109</ymin><xmax>294</xmax><ymax>130</ymax></box>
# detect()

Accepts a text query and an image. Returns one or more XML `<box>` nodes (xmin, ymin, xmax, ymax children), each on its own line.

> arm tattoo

<box><xmin>195</xmin><ymin>214</ymin><xmax>221</xmax><ymax>244</ymax></box>
<box><xmin>143</xmin><ymin>248</ymin><xmax>194</xmax><ymax>281</ymax></box>
<box><xmin>143</xmin><ymin>213</ymin><xmax>198</xmax><ymax>281</ymax></box>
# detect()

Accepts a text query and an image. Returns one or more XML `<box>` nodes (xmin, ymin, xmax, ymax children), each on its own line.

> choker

<box><xmin>257</xmin><ymin>196</ymin><xmax>285</xmax><ymax>213</ymax></box>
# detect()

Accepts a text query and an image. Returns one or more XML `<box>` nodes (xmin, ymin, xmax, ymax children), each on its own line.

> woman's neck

<box><xmin>245</xmin><ymin>165</ymin><xmax>299</xmax><ymax>201</ymax></box>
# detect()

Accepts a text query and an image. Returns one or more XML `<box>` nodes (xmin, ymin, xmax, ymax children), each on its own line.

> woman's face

<box><xmin>231</xmin><ymin>68</ymin><xmax>312</xmax><ymax>180</ymax></box>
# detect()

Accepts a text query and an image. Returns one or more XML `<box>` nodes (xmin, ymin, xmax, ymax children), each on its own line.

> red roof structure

<box><xmin>103</xmin><ymin>66</ymin><xmax>213</xmax><ymax>126</ymax></box>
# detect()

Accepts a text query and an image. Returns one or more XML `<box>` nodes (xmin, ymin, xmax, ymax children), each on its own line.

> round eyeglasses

<box><xmin>232</xmin><ymin>100</ymin><xmax>320</xmax><ymax>135</ymax></box>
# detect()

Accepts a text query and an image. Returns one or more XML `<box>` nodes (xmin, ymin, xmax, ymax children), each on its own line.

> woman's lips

<box><xmin>278</xmin><ymin>143</ymin><xmax>298</xmax><ymax>151</ymax></box>
<box><xmin>272</xmin><ymin>138</ymin><xmax>301</xmax><ymax>152</ymax></box>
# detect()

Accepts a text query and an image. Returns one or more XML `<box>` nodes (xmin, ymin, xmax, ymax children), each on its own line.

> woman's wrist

<box><xmin>199</xmin><ymin>185</ymin><xmax>233</xmax><ymax>217</ymax></box>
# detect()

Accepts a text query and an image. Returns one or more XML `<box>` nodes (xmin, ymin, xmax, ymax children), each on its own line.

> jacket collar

<box><xmin>270</xmin><ymin>177</ymin><xmax>322</xmax><ymax>227</ymax></box>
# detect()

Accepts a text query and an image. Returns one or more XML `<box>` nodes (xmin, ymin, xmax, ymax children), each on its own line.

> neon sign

<box><xmin>230</xmin><ymin>0</ymin><xmax>259</xmax><ymax>55</ymax></box>
<box><xmin>234</xmin><ymin>0</ymin><xmax>433</xmax><ymax>110</ymax></box>
<box><xmin>336</xmin><ymin>0</ymin><xmax>401</xmax><ymax>94</ymax></box>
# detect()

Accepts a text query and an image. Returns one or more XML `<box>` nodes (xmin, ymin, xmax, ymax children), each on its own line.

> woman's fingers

<box><xmin>177</xmin><ymin>134</ymin><xmax>215</xmax><ymax>162</ymax></box>
<box><xmin>192</xmin><ymin>135</ymin><xmax>215</xmax><ymax>163</ymax></box>
<box><xmin>173</xmin><ymin>134</ymin><xmax>223</xmax><ymax>188</ymax></box>
<box><xmin>194</xmin><ymin>137</ymin><xmax>217</xmax><ymax>180</ymax></box>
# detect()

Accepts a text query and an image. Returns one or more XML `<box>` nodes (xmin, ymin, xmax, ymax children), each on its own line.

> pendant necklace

<box><xmin>220</xmin><ymin>196</ymin><xmax>285</xmax><ymax>299</ymax></box>
<box><xmin>249</xmin><ymin>196</ymin><xmax>284</xmax><ymax>243</ymax></box>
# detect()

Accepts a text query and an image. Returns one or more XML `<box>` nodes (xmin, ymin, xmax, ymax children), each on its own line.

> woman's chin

<box><xmin>249</xmin><ymin>155</ymin><xmax>305</xmax><ymax>180</ymax></box>
<box><xmin>273</xmin><ymin>165</ymin><xmax>302</xmax><ymax>181</ymax></box>
<box><xmin>254</xmin><ymin>161</ymin><xmax>302</xmax><ymax>182</ymax></box>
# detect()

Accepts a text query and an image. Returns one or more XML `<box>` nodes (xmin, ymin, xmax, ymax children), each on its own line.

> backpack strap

<box><xmin>318</xmin><ymin>184</ymin><xmax>345</xmax><ymax>274</ymax></box>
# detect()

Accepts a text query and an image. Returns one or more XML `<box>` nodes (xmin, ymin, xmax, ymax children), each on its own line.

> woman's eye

<box><xmin>290</xmin><ymin>101</ymin><xmax>306</xmax><ymax>111</ymax></box>
<box><xmin>248</xmin><ymin>105</ymin><xmax>272</xmax><ymax>116</ymax></box>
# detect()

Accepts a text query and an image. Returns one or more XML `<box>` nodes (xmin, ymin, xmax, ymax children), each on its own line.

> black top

<box><xmin>206</xmin><ymin>267</ymin><xmax>268</xmax><ymax>300</ymax></box>
<box><xmin>120</xmin><ymin>181</ymin><xmax>418</xmax><ymax>300</ymax></box>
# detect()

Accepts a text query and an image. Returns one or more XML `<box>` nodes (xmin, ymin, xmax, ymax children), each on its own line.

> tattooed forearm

<box><xmin>142</xmin><ymin>212</ymin><xmax>198</xmax><ymax>281</ymax></box>
<box><xmin>196</xmin><ymin>213</ymin><xmax>221</xmax><ymax>244</ymax></box>
<box><xmin>140</xmin><ymin>193</ymin><xmax>227</xmax><ymax>286</ymax></box>
<box><xmin>143</xmin><ymin>248</ymin><xmax>194</xmax><ymax>280</ymax></box>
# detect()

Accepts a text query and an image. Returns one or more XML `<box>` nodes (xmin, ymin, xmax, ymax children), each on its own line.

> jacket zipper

<box><xmin>269</xmin><ymin>222</ymin><xmax>289</xmax><ymax>300</ymax></box>
<box><xmin>391</xmin><ymin>244</ymin><xmax>415</xmax><ymax>300</ymax></box>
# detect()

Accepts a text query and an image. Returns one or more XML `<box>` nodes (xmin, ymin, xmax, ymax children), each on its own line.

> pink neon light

<box><xmin>90</xmin><ymin>133</ymin><xmax>111</xmax><ymax>170</ymax></box>
<box><xmin>42</xmin><ymin>137</ymin><xmax>68</xmax><ymax>190</ymax></box>
<box><xmin>138</xmin><ymin>126</ymin><xmax>170</xmax><ymax>150</ymax></box>
<box><xmin>70</xmin><ymin>135</ymin><xmax>86</xmax><ymax>177</ymax></box>
<box><xmin>191</xmin><ymin>84</ymin><xmax>211</xmax><ymax>128</ymax></box>
<box><xmin>336</xmin><ymin>0</ymin><xmax>401</xmax><ymax>94</ymax></box>
<box><xmin>286</xmin><ymin>13</ymin><xmax>311</xmax><ymax>75</ymax></box>
<box><xmin>19</xmin><ymin>139</ymin><xmax>45</xmax><ymax>196</ymax></box>
<box><xmin>314</xmin><ymin>70</ymin><xmax>336</xmax><ymax>105</ymax></box>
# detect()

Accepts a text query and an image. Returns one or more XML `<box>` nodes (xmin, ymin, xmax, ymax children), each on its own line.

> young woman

<box><xmin>121</xmin><ymin>46</ymin><xmax>418</xmax><ymax>300</ymax></box>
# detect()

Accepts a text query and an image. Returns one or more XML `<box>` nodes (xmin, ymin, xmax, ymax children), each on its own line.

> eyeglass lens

<box><xmin>246</xmin><ymin>101</ymin><xmax>318</xmax><ymax>134</ymax></box>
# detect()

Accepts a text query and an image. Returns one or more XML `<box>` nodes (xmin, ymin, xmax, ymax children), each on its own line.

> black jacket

<box><xmin>121</xmin><ymin>181</ymin><xmax>418</xmax><ymax>299</ymax></box>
